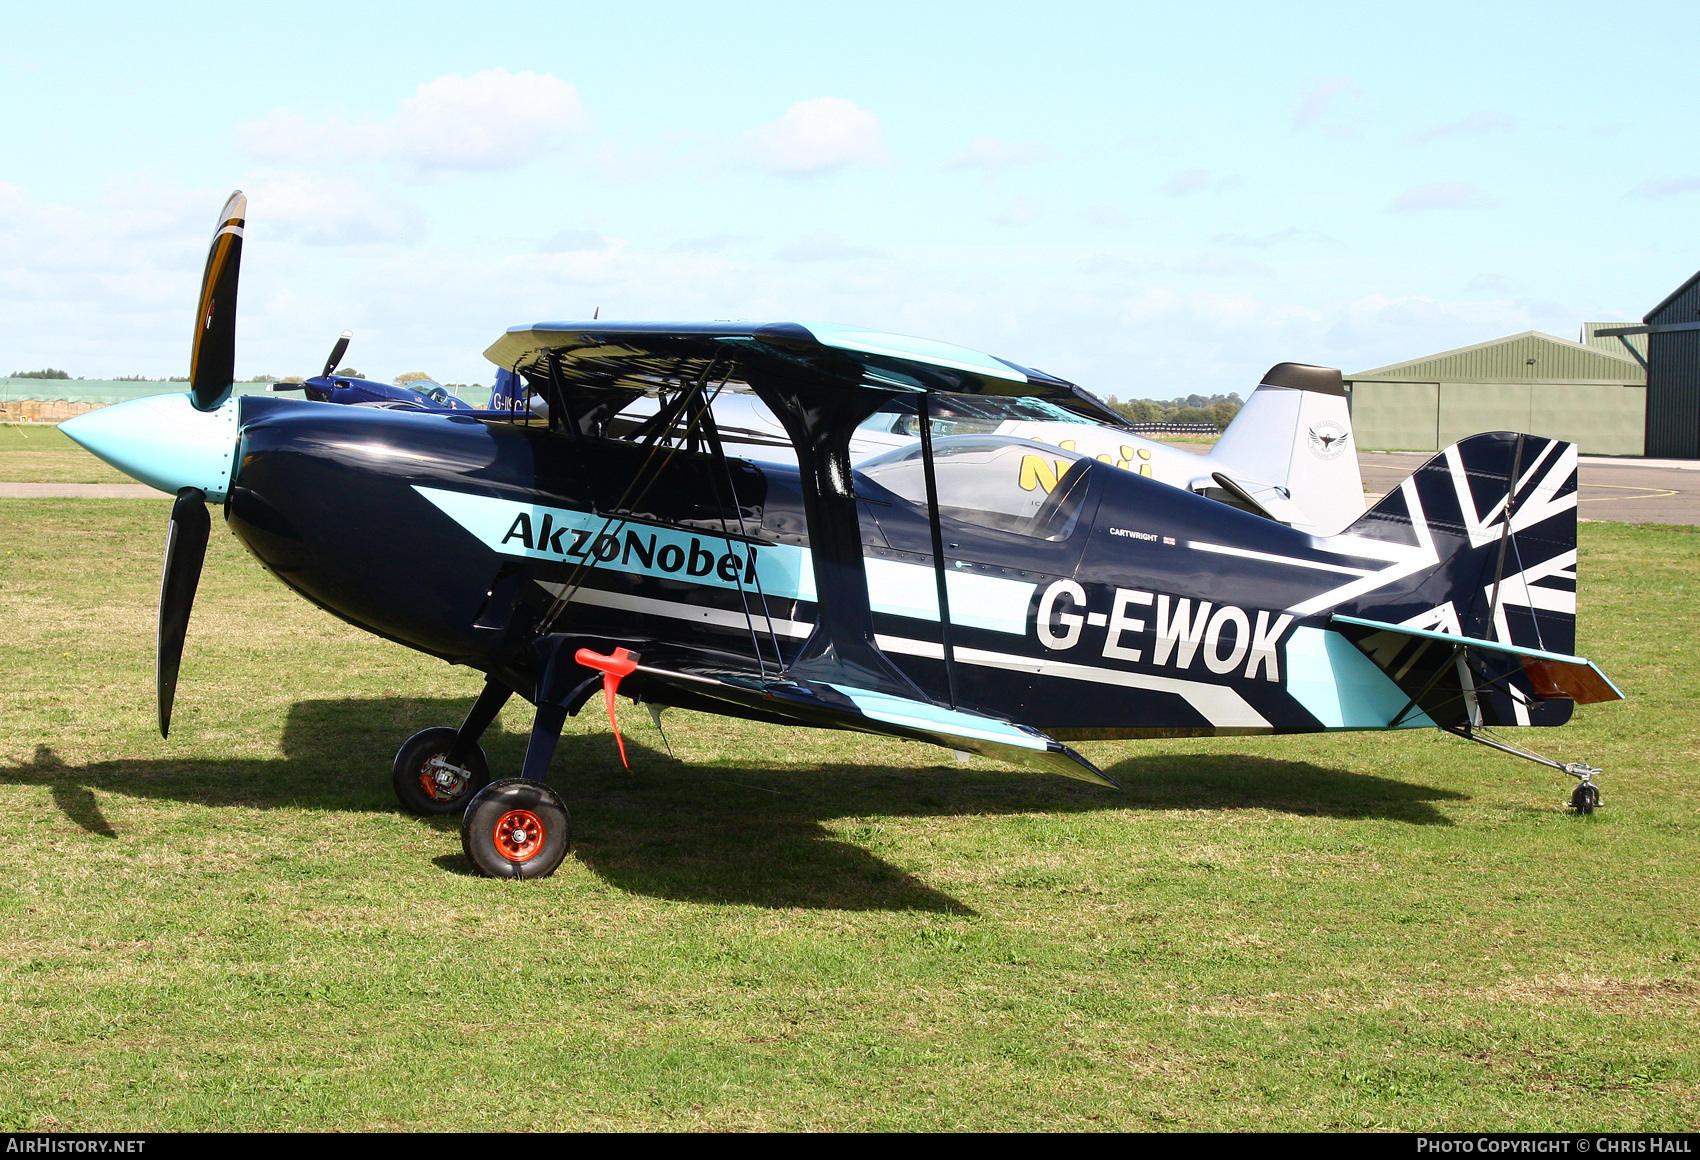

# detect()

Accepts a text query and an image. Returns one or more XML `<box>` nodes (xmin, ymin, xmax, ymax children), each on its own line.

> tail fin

<box><xmin>1324</xmin><ymin>432</ymin><xmax>1580</xmax><ymax>727</ymax></box>
<box><xmin>490</xmin><ymin>367</ymin><xmax>524</xmax><ymax>412</ymax></box>
<box><xmin>1208</xmin><ymin>363</ymin><xmax>1366</xmax><ymax>536</ymax></box>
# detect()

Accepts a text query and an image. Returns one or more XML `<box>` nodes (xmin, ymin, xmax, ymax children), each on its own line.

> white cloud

<box><xmin>666</xmin><ymin>234</ymin><xmax>753</xmax><ymax>254</ymax></box>
<box><xmin>1415</xmin><ymin>112</ymin><xmax>1514</xmax><ymax>142</ymax></box>
<box><xmin>1213</xmin><ymin>228</ymin><xmax>1337</xmax><ymax>249</ymax></box>
<box><xmin>774</xmin><ymin>230</ymin><xmax>882</xmax><ymax>262</ymax></box>
<box><xmin>743</xmin><ymin>97</ymin><xmax>889</xmax><ymax>176</ymax></box>
<box><xmin>1180</xmin><ymin>253</ymin><xmax>1273</xmax><ymax>278</ymax></box>
<box><xmin>1083</xmin><ymin>204</ymin><xmax>1130</xmax><ymax>229</ymax></box>
<box><xmin>0</xmin><ymin>182</ymin><xmax>211</xmax><ymax>377</ymax></box>
<box><xmin>1161</xmin><ymin>168</ymin><xmax>1239</xmax><ymax>196</ymax></box>
<box><xmin>992</xmin><ymin>198</ymin><xmax>1040</xmax><ymax>227</ymax></box>
<box><xmin>1294</xmin><ymin>77</ymin><xmax>1363</xmax><ymax>138</ymax></box>
<box><xmin>1162</xmin><ymin>168</ymin><xmax>1210</xmax><ymax>195</ymax></box>
<box><xmin>1079</xmin><ymin>254</ymin><xmax>1148</xmax><ymax>278</ymax></box>
<box><xmin>1628</xmin><ymin>177</ymin><xmax>1700</xmax><ymax>199</ymax></box>
<box><xmin>242</xmin><ymin>69</ymin><xmax>584</xmax><ymax>177</ymax></box>
<box><xmin>945</xmin><ymin>136</ymin><xmax>1052</xmax><ymax>172</ymax></box>
<box><xmin>1295</xmin><ymin>77</ymin><xmax>1362</xmax><ymax>130</ymax></box>
<box><xmin>0</xmin><ymin>182</ymin><xmax>1621</xmax><ymax>400</ymax></box>
<box><xmin>1466</xmin><ymin>273</ymin><xmax>1512</xmax><ymax>293</ymax></box>
<box><xmin>540</xmin><ymin>229</ymin><xmax>608</xmax><ymax>254</ymax></box>
<box><xmin>1392</xmin><ymin>182</ymin><xmax>1493</xmax><ymax>212</ymax></box>
<box><xmin>255</xmin><ymin>171</ymin><xmax>425</xmax><ymax>246</ymax></box>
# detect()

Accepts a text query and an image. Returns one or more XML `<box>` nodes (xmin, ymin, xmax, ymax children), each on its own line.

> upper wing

<box><xmin>481</xmin><ymin>320</ymin><xmax>1128</xmax><ymax>422</ymax></box>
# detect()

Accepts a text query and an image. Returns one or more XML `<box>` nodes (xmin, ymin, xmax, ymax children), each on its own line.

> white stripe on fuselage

<box><xmin>545</xmin><ymin>582</ymin><xmax>1270</xmax><ymax>729</ymax></box>
<box><xmin>537</xmin><ymin>581</ymin><xmax>814</xmax><ymax>638</ymax></box>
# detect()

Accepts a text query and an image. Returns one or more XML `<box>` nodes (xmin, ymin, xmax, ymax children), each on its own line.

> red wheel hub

<box><xmin>493</xmin><ymin>809</ymin><xmax>546</xmax><ymax>862</ymax></box>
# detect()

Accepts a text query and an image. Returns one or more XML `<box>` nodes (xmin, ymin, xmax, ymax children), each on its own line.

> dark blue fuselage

<box><xmin>227</xmin><ymin>395</ymin><xmax>1572</xmax><ymax>738</ymax></box>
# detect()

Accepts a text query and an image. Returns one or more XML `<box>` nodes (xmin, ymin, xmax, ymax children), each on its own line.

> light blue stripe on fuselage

<box><xmin>865</xmin><ymin>558</ymin><xmax>1035</xmax><ymax>634</ymax></box>
<box><xmin>1283</xmin><ymin>626</ymin><xmax>1433</xmax><ymax>729</ymax></box>
<box><xmin>416</xmin><ymin>486</ymin><xmax>817</xmax><ymax>600</ymax></box>
<box><xmin>418</xmin><ymin>486</ymin><xmax>1038</xmax><ymax>634</ymax></box>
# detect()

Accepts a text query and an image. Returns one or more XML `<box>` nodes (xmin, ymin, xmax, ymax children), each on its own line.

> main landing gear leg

<box><xmin>392</xmin><ymin>676</ymin><xmax>515</xmax><ymax>817</ymax></box>
<box><xmin>448</xmin><ymin>678</ymin><xmax>512</xmax><ymax>767</ymax></box>
<box><xmin>1442</xmin><ymin>725</ymin><xmax>1604</xmax><ymax>814</ymax></box>
<box><xmin>520</xmin><ymin>703</ymin><xmax>569</xmax><ymax>781</ymax></box>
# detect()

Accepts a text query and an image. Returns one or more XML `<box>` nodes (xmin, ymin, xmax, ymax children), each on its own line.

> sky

<box><xmin>2</xmin><ymin>0</ymin><xmax>1697</xmax><ymax>397</ymax></box>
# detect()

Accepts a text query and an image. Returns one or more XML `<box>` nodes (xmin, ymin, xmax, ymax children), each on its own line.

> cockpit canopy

<box><xmin>858</xmin><ymin>435</ymin><xmax>1093</xmax><ymax>540</ymax></box>
<box><xmin>860</xmin><ymin>393</ymin><xmax>1095</xmax><ymax>438</ymax></box>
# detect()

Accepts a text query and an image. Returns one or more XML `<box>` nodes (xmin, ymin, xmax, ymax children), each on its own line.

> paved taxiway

<box><xmin>1357</xmin><ymin>451</ymin><xmax>1700</xmax><ymax>526</ymax></box>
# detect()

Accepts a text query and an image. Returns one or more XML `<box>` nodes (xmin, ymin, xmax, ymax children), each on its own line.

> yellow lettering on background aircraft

<box><xmin>1018</xmin><ymin>440</ymin><xmax>1158</xmax><ymax>490</ymax></box>
<box><xmin>1018</xmin><ymin>455</ymin><xmax>1070</xmax><ymax>493</ymax></box>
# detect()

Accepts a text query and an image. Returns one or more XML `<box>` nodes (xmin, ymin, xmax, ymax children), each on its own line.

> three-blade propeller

<box><xmin>159</xmin><ymin>190</ymin><xmax>245</xmax><ymax>736</ymax></box>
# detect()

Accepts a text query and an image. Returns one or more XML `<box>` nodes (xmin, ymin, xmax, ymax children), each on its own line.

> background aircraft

<box><xmin>61</xmin><ymin>193</ymin><xmax>1623</xmax><ymax>880</ymax></box>
<box><xmin>270</xmin><ymin>330</ymin><xmax>478</xmax><ymax>412</ymax></box>
<box><xmin>490</xmin><ymin>353</ymin><xmax>1369</xmax><ymax>536</ymax></box>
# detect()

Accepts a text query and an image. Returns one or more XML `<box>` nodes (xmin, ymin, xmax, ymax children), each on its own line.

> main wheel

<box><xmin>1570</xmin><ymin>782</ymin><xmax>1600</xmax><ymax>815</ymax></box>
<box><xmin>461</xmin><ymin>778</ymin><xmax>572</xmax><ymax>879</ymax></box>
<box><xmin>393</xmin><ymin>727</ymin><xmax>490</xmax><ymax>816</ymax></box>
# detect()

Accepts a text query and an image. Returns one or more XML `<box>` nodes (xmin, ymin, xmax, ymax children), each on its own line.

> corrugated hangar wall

<box><xmin>1642</xmin><ymin>271</ymin><xmax>1700</xmax><ymax>459</ymax></box>
<box><xmin>1344</xmin><ymin>331</ymin><xmax>1646</xmax><ymax>455</ymax></box>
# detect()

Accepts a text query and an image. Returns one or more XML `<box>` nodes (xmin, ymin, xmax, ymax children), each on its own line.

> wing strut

<box><xmin>917</xmin><ymin>395</ymin><xmax>959</xmax><ymax>709</ymax></box>
<box><xmin>747</xmin><ymin>370</ymin><xmax>928</xmax><ymax>700</ymax></box>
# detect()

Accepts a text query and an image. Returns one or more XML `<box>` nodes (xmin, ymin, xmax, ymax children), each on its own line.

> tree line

<box><xmin>1104</xmin><ymin>392</ymin><xmax>1242</xmax><ymax>429</ymax></box>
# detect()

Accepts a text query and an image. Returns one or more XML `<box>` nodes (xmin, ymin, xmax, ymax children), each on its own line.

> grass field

<box><xmin>0</xmin><ymin>425</ymin><xmax>130</xmax><ymax>483</ymax></box>
<box><xmin>0</xmin><ymin>497</ymin><xmax>1695</xmax><ymax>1131</ymax></box>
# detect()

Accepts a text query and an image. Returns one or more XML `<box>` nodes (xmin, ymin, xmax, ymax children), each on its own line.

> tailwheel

<box><xmin>393</xmin><ymin>727</ymin><xmax>490</xmax><ymax>816</ymax></box>
<box><xmin>1565</xmin><ymin>762</ymin><xmax>1602</xmax><ymax>815</ymax></box>
<box><xmin>461</xmin><ymin>778</ymin><xmax>572</xmax><ymax>879</ymax></box>
<box><xmin>1570</xmin><ymin>781</ymin><xmax>1601</xmax><ymax>815</ymax></box>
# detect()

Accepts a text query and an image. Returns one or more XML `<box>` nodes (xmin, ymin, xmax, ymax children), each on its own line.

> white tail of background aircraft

<box><xmin>1203</xmin><ymin>362</ymin><xmax>1365</xmax><ymax>535</ymax></box>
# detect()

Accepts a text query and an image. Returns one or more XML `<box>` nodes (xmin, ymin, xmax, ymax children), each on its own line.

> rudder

<box><xmin>1326</xmin><ymin>431</ymin><xmax>1579</xmax><ymax>728</ymax></box>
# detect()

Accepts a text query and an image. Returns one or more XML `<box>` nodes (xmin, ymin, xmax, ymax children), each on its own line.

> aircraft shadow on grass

<box><xmin>5</xmin><ymin>697</ymin><xmax>1463</xmax><ymax>912</ymax></box>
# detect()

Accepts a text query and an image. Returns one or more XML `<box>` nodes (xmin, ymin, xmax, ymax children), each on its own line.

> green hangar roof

<box><xmin>1347</xmin><ymin>330</ymin><xmax>1644</xmax><ymax>386</ymax></box>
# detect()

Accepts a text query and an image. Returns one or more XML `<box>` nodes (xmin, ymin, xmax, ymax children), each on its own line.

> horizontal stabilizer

<box><xmin>1206</xmin><ymin>471</ymin><xmax>1312</xmax><ymax>526</ymax></box>
<box><xmin>625</xmin><ymin>662</ymin><xmax>1120</xmax><ymax>787</ymax></box>
<box><xmin>1330</xmin><ymin>614</ymin><xmax>1623</xmax><ymax>704</ymax></box>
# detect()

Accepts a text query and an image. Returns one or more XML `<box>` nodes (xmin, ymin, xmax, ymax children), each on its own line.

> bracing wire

<box><xmin>535</xmin><ymin>353</ymin><xmax>728</xmax><ymax>634</ymax></box>
<box><xmin>698</xmin><ymin>382</ymin><xmax>785</xmax><ymax>678</ymax></box>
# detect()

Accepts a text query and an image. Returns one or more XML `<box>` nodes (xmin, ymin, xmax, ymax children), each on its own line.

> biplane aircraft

<box><xmin>62</xmin><ymin>193</ymin><xmax>1624</xmax><ymax>879</ymax></box>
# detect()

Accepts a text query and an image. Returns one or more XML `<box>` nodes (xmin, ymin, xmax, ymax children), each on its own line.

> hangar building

<box><xmin>1589</xmin><ymin>270</ymin><xmax>1700</xmax><ymax>458</ymax></box>
<box><xmin>1343</xmin><ymin>331</ymin><xmax>1646</xmax><ymax>455</ymax></box>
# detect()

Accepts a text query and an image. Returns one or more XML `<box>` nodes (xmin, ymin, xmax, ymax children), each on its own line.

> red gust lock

<box><xmin>575</xmin><ymin>647</ymin><xmax>639</xmax><ymax>768</ymax></box>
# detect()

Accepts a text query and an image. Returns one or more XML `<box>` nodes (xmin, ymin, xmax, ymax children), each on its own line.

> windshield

<box><xmin>858</xmin><ymin>435</ymin><xmax>1092</xmax><ymax>539</ymax></box>
<box><xmin>402</xmin><ymin>381</ymin><xmax>462</xmax><ymax>407</ymax></box>
<box><xmin>859</xmin><ymin>393</ymin><xmax>1094</xmax><ymax>437</ymax></box>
